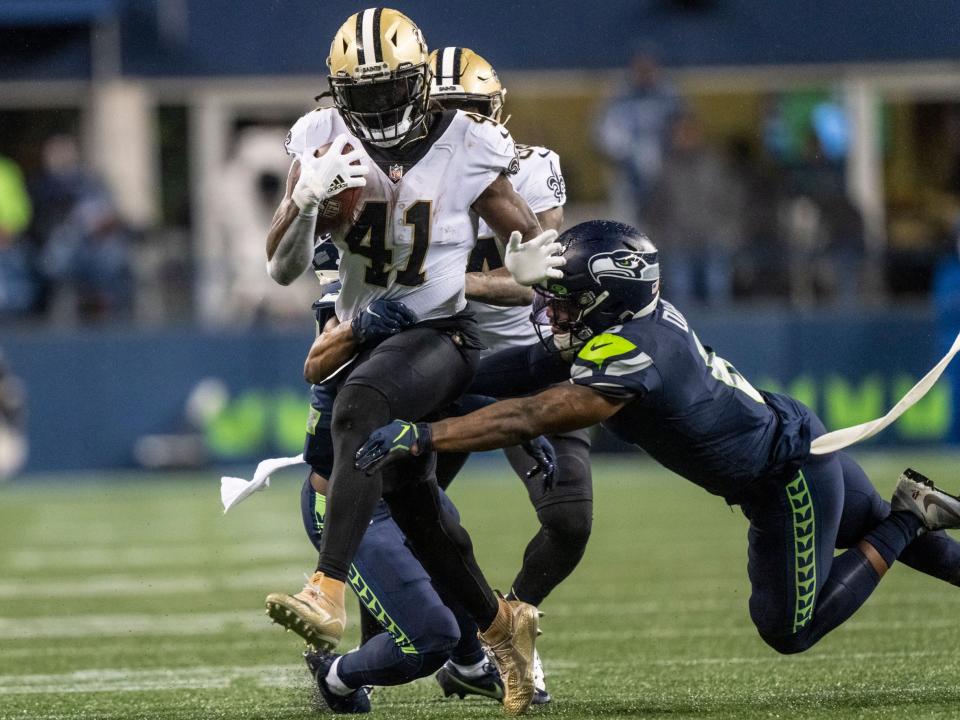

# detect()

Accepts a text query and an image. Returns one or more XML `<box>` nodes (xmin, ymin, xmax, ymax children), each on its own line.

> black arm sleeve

<box><xmin>469</xmin><ymin>341</ymin><xmax>571</xmax><ymax>399</ymax></box>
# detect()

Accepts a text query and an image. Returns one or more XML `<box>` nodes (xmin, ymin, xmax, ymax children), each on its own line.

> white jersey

<box><xmin>286</xmin><ymin>108</ymin><xmax>517</xmax><ymax>323</ymax></box>
<box><xmin>468</xmin><ymin>144</ymin><xmax>566</xmax><ymax>353</ymax></box>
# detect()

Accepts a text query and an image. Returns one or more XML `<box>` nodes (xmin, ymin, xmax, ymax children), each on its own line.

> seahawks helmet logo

<box><xmin>588</xmin><ymin>250</ymin><xmax>659</xmax><ymax>283</ymax></box>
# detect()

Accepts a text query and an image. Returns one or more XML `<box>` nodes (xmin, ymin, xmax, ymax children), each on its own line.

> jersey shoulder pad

<box><xmin>458</xmin><ymin>110</ymin><xmax>518</xmax><ymax>175</ymax></box>
<box><xmin>570</xmin><ymin>322</ymin><xmax>655</xmax><ymax>397</ymax></box>
<box><xmin>514</xmin><ymin>144</ymin><xmax>566</xmax><ymax>211</ymax></box>
<box><xmin>285</xmin><ymin>108</ymin><xmax>341</xmax><ymax>159</ymax></box>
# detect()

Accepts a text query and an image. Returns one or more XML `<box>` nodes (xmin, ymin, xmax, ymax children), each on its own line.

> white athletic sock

<box><xmin>325</xmin><ymin>656</ymin><xmax>353</xmax><ymax>696</ymax></box>
<box><xmin>453</xmin><ymin>658</ymin><xmax>489</xmax><ymax>679</ymax></box>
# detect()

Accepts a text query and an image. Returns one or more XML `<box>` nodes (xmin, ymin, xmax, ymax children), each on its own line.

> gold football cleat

<box><xmin>265</xmin><ymin>571</ymin><xmax>346</xmax><ymax>651</ymax></box>
<box><xmin>479</xmin><ymin>595</ymin><xmax>540</xmax><ymax>716</ymax></box>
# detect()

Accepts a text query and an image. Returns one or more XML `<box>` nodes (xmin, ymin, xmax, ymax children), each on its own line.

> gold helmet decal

<box><xmin>326</xmin><ymin>8</ymin><xmax>431</xmax><ymax>146</ymax></box>
<box><xmin>429</xmin><ymin>47</ymin><xmax>506</xmax><ymax>122</ymax></box>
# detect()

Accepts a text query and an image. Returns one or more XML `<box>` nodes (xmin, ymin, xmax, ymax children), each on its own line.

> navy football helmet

<box><xmin>532</xmin><ymin>220</ymin><xmax>660</xmax><ymax>346</ymax></box>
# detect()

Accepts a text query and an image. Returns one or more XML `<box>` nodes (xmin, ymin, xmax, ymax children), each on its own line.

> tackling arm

<box><xmin>354</xmin><ymin>383</ymin><xmax>625</xmax><ymax>472</ymax></box>
<box><xmin>465</xmin><ymin>205</ymin><xmax>564</xmax><ymax>306</ymax></box>
<box><xmin>303</xmin><ymin>316</ymin><xmax>356</xmax><ymax>384</ymax></box>
<box><xmin>429</xmin><ymin>383</ymin><xmax>623</xmax><ymax>452</ymax></box>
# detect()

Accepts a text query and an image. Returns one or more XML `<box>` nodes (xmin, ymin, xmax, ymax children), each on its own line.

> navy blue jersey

<box><xmin>571</xmin><ymin>300</ymin><xmax>812</xmax><ymax>498</ymax></box>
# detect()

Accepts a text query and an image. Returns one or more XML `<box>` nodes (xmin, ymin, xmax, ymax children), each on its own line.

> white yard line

<box><xmin>0</xmin><ymin>611</ymin><xmax>274</xmax><ymax>640</ymax></box>
<box><xmin>7</xmin><ymin>542</ymin><xmax>307</xmax><ymax>570</ymax></box>
<box><xmin>0</xmin><ymin>568</ymin><xmax>299</xmax><ymax>599</ymax></box>
<box><xmin>0</xmin><ymin>664</ymin><xmax>307</xmax><ymax>695</ymax></box>
<box><xmin>0</xmin><ymin>649</ymin><xmax>952</xmax><ymax>696</ymax></box>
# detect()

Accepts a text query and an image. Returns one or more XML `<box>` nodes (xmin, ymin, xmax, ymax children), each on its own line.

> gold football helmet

<box><xmin>429</xmin><ymin>47</ymin><xmax>506</xmax><ymax>122</ymax></box>
<box><xmin>326</xmin><ymin>7</ymin><xmax>430</xmax><ymax>146</ymax></box>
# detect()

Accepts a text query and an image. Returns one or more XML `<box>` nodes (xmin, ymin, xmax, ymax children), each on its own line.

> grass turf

<box><xmin>2</xmin><ymin>450</ymin><xmax>960</xmax><ymax>719</ymax></box>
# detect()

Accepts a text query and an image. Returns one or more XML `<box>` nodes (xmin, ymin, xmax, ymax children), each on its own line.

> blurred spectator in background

<box><xmin>645</xmin><ymin>112</ymin><xmax>745</xmax><ymax>306</ymax></box>
<box><xmin>205</xmin><ymin>127</ymin><xmax>315</xmax><ymax>327</ymax></box>
<box><xmin>781</xmin><ymin>130</ymin><xmax>865</xmax><ymax>306</ymax></box>
<box><xmin>42</xmin><ymin>195</ymin><xmax>135</xmax><ymax>323</ymax></box>
<box><xmin>28</xmin><ymin>135</ymin><xmax>104</xmax><ymax>248</ymax></box>
<box><xmin>27</xmin><ymin>135</ymin><xmax>108</xmax><ymax>314</ymax></box>
<box><xmin>0</xmin><ymin>155</ymin><xmax>38</xmax><ymax>317</ymax></box>
<box><xmin>594</xmin><ymin>46</ymin><xmax>684</xmax><ymax>227</ymax></box>
<box><xmin>0</xmin><ymin>350</ymin><xmax>27</xmax><ymax>480</ymax></box>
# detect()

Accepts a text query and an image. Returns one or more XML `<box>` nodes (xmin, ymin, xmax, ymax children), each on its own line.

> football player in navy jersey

<box><xmin>358</xmin><ymin>219</ymin><xmax>960</xmax><ymax>656</ymax></box>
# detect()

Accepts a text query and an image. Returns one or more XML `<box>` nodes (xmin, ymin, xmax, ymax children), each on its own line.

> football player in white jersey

<box><xmin>262</xmin><ymin>9</ymin><xmax>562</xmax><ymax>716</ymax></box>
<box><xmin>426</xmin><ymin>47</ymin><xmax>592</xmax><ymax>706</ymax></box>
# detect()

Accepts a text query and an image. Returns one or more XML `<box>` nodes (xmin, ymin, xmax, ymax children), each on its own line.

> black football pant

<box><xmin>317</xmin><ymin>326</ymin><xmax>500</xmax><ymax>627</ymax></box>
<box><xmin>435</xmin><ymin>428</ymin><xmax>593</xmax><ymax>607</ymax></box>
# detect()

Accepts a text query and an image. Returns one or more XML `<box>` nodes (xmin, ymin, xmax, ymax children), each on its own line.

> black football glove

<box><xmin>521</xmin><ymin>435</ymin><xmax>557</xmax><ymax>491</ymax></box>
<box><xmin>350</xmin><ymin>299</ymin><xmax>418</xmax><ymax>347</ymax></box>
<box><xmin>355</xmin><ymin>419</ymin><xmax>432</xmax><ymax>474</ymax></box>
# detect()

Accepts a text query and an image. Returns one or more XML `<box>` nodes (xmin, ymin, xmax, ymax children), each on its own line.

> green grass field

<box><xmin>2</xmin><ymin>451</ymin><xmax>960</xmax><ymax>720</ymax></box>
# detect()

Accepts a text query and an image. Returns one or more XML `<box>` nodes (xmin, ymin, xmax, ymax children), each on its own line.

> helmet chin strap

<box><xmin>631</xmin><ymin>292</ymin><xmax>660</xmax><ymax>319</ymax></box>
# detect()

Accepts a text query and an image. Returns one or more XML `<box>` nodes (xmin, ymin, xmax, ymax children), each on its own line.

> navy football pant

<box><xmin>742</xmin><ymin>449</ymin><xmax>960</xmax><ymax>654</ymax></box>
<box><xmin>301</xmin><ymin>480</ymin><xmax>485</xmax><ymax>688</ymax></box>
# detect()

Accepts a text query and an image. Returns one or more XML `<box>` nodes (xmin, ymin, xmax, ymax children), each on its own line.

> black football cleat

<box><xmin>304</xmin><ymin>649</ymin><xmax>371</xmax><ymax>714</ymax></box>
<box><xmin>436</xmin><ymin>659</ymin><xmax>504</xmax><ymax>702</ymax></box>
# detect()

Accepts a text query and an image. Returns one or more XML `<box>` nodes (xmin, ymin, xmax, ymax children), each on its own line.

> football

<box><xmin>313</xmin><ymin>141</ymin><xmax>363</xmax><ymax>233</ymax></box>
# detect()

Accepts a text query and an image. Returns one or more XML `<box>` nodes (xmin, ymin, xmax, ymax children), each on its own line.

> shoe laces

<box><xmin>301</xmin><ymin>572</ymin><xmax>326</xmax><ymax>598</ymax></box>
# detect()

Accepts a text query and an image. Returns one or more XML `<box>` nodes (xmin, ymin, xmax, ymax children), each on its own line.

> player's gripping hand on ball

<box><xmin>292</xmin><ymin>133</ymin><xmax>369</xmax><ymax>215</ymax></box>
<box><xmin>504</xmin><ymin>229</ymin><xmax>565</xmax><ymax>286</ymax></box>
<box><xmin>351</xmin><ymin>299</ymin><xmax>419</xmax><ymax>347</ymax></box>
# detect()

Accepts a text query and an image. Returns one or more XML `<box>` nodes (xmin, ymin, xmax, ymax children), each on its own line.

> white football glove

<box><xmin>292</xmin><ymin>134</ymin><xmax>369</xmax><ymax>214</ymax></box>
<box><xmin>503</xmin><ymin>229</ymin><xmax>565</xmax><ymax>286</ymax></box>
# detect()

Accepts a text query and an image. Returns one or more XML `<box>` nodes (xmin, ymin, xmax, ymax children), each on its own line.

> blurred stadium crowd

<box><xmin>5</xmin><ymin>49</ymin><xmax>960</xmax><ymax>326</ymax></box>
<box><xmin>2</xmin><ymin>49</ymin><xmax>960</xmax><ymax>327</ymax></box>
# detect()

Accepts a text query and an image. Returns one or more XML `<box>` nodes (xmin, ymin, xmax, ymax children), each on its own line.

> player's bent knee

<box><xmin>414</xmin><ymin>611</ymin><xmax>461</xmax><ymax>658</ymax></box>
<box><xmin>331</xmin><ymin>384</ymin><xmax>390</xmax><ymax>438</ymax></box>
<box><xmin>538</xmin><ymin>501</ymin><xmax>593</xmax><ymax>547</ymax></box>
<box><xmin>757</xmin><ymin>628</ymin><xmax>815</xmax><ymax>655</ymax></box>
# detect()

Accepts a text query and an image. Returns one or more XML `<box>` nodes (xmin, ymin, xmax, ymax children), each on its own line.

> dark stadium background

<box><xmin>1</xmin><ymin>0</ymin><xmax>959</xmax><ymax>472</ymax></box>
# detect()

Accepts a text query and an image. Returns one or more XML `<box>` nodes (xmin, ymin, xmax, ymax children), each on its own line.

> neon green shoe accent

<box><xmin>786</xmin><ymin>472</ymin><xmax>816</xmax><ymax>632</ymax></box>
<box><xmin>577</xmin><ymin>333</ymin><xmax>638</xmax><ymax>369</ymax></box>
<box><xmin>311</xmin><ymin>492</ymin><xmax>418</xmax><ymax>654</ymax></box>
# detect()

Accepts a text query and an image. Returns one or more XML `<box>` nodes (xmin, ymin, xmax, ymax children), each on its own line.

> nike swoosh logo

<box><xmin>538</xmin><ymin>150</ymin><xmax>550</xmax><ymax>158</ymax></box>
<box><xmin>588</xmin><ymin>341</ymin><xmax>613</xmax><ymax>352</ymax></box>
<box><xmin>923</xmin><ymin>493</ymin><xmax>959</xmax><ymax>514</ymax></box>
<box><xmin>476</xmin><ymin>74</ymin><xmax>491</xmax><ymax>82</ymax></box>
<box><xmin>500</xmin><ymin>130</ymin><xmax>509</xmax><ymax>138</ymax></box>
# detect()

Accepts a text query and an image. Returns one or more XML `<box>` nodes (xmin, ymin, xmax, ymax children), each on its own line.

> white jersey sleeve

<box><xmin>470</xmin><ymin>144</ymin><xmax>566</xmax><ymax>354</ymax></box>
<box><xmin>283</xmin><ymin>108</ymin><xmax>347</xmax><ymax>161</ymax></box>
<box><xmin>460</xmin><ymin>112</ymin><xmax>519</xmax><ymax>206</ymax></box>
<box><xmin>514</xmin><ymin>146</ymin><xmax>566</xmax><ymax>214</ymax></box>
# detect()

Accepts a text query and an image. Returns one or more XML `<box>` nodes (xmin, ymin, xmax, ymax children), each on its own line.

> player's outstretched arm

<box><xmin>355</xmin><ymin>384</ymin><xmax>625</xmax><ymax>472</ymax></box>
<box><xmin>465</xmin><ymin>206</ymin><xmax>564</xmax><ymax>306</ymax></box>
<box><xmin>431</xmin><ymin>383</ymin><xmax>622</xmax><ymax>451</ymax></box>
